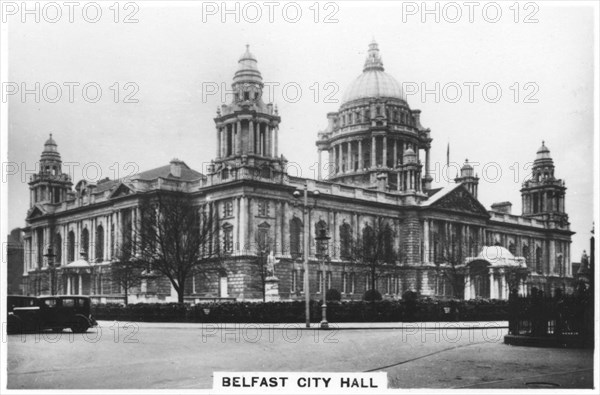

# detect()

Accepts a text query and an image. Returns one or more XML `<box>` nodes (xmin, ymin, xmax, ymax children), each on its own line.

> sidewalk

<box><xmin>96</xmin><ymin>320</ymin><xmax>508</xmax><ymax>330</ymax></box>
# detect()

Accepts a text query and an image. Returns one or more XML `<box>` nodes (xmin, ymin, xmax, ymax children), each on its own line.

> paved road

<box><xmin>6</xmin><ymin>321</ymin><xmax>594</xmax><ymax>389</ymax></box>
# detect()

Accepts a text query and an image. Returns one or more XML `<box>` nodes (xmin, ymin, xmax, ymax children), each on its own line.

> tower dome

<box><xmin>41</xmin><ymin>133</ymin><xmax>61</xmax><ymax>161</ymax></box>
<box><xmin>535</xmin><ymin>141</ymin><xmax>553</xmax><ymax>162</ymax></box>
<box><xmin>341</xmin><ymin>40</ymin><xmax>406</xmax><ymax>106</ymax></box>
<box><xmin>461</xmin><ymin>159</ymin><xmax>474</xmax><ymax>177</ymax></box>
<box><xmin>233</xmin><ymin>44</ymin><xmax>263</xmax><ymax>87</ymax></box>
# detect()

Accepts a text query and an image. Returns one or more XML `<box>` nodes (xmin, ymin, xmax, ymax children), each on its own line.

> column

<box><xmin>425</xmin><ymin>148</ymin><xmax>431</xmax><ymax>176</ymax></box>
<box><xmin>270</xmin><ymin>125</ymin><xmax>275</xmax><ymax>157</ymax></box>
<box><xmin>500</xmin><ymin>271</ymin><xmax>507</xmax><ymax>299</ymax></box>
<box><xmin>346</xmin><ymin>142</ymin><xmax>351</xmax><ymax>172</ymax></box>
<box><xmin>489</xmin><ymin>270</ymin><xmax>496</xmax><ymax>299</ymax></box>
<box><xmin>282</xmin><ymin>201</ymin><xmax>289</xmax><ymax>257</ymax></box>
<box><xmin>337</xmin><ymin>144</ymin><xmax>342</xmax><ymax>174</ymax></box>
<box><xmin>249</xmin><ymin>121</ymin><xmax>255</xmax><ymax>154</ymax></box>
<box><xmin>317</xmin><ymin>149</ymin><xmax>322</xmax><ymax>180</ymax></box>
<box><xmin>234</xmin><ymin>121</ymin><xmax>240</xmax><ymax>155</ymax></box>
<box><xmin>358</xmin><ymin>139</ymin><xmax>363</xmax><ymax>170</ymax></box>
<box><xmin>78</xmin><ymin>273</ymin><xmax>83</xmax><ymax>295</ymax></box>
<box><xmin>393</xmin><ymin>139</ymin><xmax>398</xmax><ymax>168</ymax></box>
<box><xmin>217</xmin><ymin>128</ymin><xmax>222</xmax><ymax>158</ymax></box>
<box><xmin>371</xmin><ymin>136</ymin><xmax>376</xmax><ymax>167</ymax></box>
<box><xmin>240</xmin><ymin>196</ymin><xmax>248</xmax><ymax>253</ymax></box>
<box><xmin>423</xmin><ymin>219</ymin><xmax>430</xmax><ymax>263</ymax></box>
<box><xmin>383</xmin><ymin>136</ymin><xmax>388</xmax><ymax>167</ymax></box>
<box><xmin>67</xmin><ymin>276</ymin><xmax>72</xmax><ymax>295</ymax></box>
<box><xmin>464</xmin><ymin>273</ymin><xmax>471</xmax><ymax>299</ymax></box>
<box><xmin>274</xmin><ymin>126</ymin><xmax>279</xmax><ymax>157</ymax></box>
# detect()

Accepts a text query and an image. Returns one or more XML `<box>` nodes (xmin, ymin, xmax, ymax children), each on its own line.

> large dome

<box><xmin>341</xmin><ymin>41</ymin><xmax>406</xmax><ymax>105</ymax></box>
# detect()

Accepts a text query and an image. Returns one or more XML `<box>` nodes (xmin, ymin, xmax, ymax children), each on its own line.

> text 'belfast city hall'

<box><xmin>22</xmin><ymin>42</ymin><xmax>574</xmax><ymax>303</ymax></box>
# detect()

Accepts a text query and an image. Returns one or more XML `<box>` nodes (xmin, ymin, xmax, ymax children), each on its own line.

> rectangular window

<box><xmin>223</xmin><ymin>200</ymin><xmax>234</xmax><ymax>218</ymax></box>
<box><xmin>350</xmin><ymin>273</ymin><xmax>356</xmax><ymax>294</ymax></box>
<box><xmin>299</xmin><ymin>269</ymin><xmax>305</xmax><ymax>293</ymax></box>
<box><xmin>326</xmin><ymin>271</ymin><xmax>332</xmax><ymax>290</ymax></box>
<box><xmin>342</xmin><ymin>272</ymin><xmax>347</xmax><ymax>294</ymax></box>
<box><xmin>258</xmin><ymin>199</ymin><xmax>270</xmax><ymax>217</ymax></box>
<box><xmin>62</xmin><ymin>298</ymin><xmax>75</xmax><ymax>307</ymax></box>
<box><xmin>223</xmin><ymin>227</ymin><xmax>233</xmax><ymax>253</ymax></box>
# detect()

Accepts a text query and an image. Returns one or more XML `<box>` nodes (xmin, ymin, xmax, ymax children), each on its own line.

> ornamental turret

<box><xmin>28</xmin><ymin>134</ymin><xmax>72</xmax><ymax>206</ymax></box>
<box><xmin>520</xmin><ymin>141</ymin><xmax>568</xmax><ymax>226</ymax></box>
<box><xmin>209</xmin><ymin>45</ymin><xmax>285</xmax><ymax>184</ymax></box>
<box><xmin>455</xmin><ymin>159</ymin><xmax>479</xmax><ymax>199</ymax></box>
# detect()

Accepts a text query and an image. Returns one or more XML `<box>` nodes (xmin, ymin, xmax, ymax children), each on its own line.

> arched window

<box><xmin>362</xmin><ymin>223</ymin><xmax>375</xmax><ymax>260</ymax></box>
<box><xmin>340</xmin><ymin>222</ymin><xmax>352</xmax><ymax>259</ymax></box>
<box><xmin>522</xmin><ymin>245</ymin><xmax>530</xmax><ymax>266</ymax></box>
<box><xmin>314</xmin><ymin>220</ymin><xmax>327</xmax><ymax>236</ymax></box>
<box><xmin>535</xmin><ymin>246</ymin><xmax>543</xmax><ymax>273</ymax></box>
<box><xmin>68</xmin><ymin>231</ymin><xmax>75</xmax><ymax>262</ymax></box>
<box><xmin>95</xmin><ymin>225</ymin><xmax>104</xmax><ymax>262</ymax></box>
<box><xmin>556</xmin><ymin>254</ymin><xmax>564</xmax><ymax>276</ymax></box>
<box><xmin>54</xmin><ymin>233</ymin><xmax>62</xmax><ymax>265</ymax></box>
<box><xmin>382</xmin><ymin>223</ymin><xmax>394</xmax><ymax>262</ymax></box>
<box><xmin>81</xmin><ymin>228</ymin><xmax>89</xmax><ymax>259</ymax></box>
<box><xmin>289</xmin><ymin>216</ymin><xmax>303</xmax><ymax>259</ymax></box>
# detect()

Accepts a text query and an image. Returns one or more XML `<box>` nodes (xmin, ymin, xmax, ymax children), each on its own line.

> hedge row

<box><xmin>91</xmin><ymin>298</ymin><xmax>509</xmax><ymax>323</ymax></box>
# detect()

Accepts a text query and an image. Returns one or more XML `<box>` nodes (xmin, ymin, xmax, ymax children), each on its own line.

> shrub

<box><xmin>326</xmin><ymin>288</ymin><xmax>342</xmax><ymax>302</ymax></box>
<box><xmin>402</xmin><ymin>290</ymin><xmax>418</xmax><ymax>301</ymax></box>
<box><xmin>91</xmin><ymin>298</ymin><xmax>510</xmax><ymax>323</ymax></box>
<box><xmin>363</xmin><ymin>289</ymin><xmax>382</xmax><ymax>302</ymax></box>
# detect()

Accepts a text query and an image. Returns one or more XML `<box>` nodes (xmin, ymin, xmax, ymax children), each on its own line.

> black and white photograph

<box><xmin>1</xmin><ymin>0</ymin><xmax>598</xmax><ymax>392</ymax></box>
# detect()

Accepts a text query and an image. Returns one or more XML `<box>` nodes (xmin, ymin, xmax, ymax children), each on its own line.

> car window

<box><xmin>62</xmin><ymin>298</ymin><xmax>75</xmax><ymax>307</ymax></box>
<box><xmin>44</xmin><ymin>299</ymin><xmax>57</xmax><ymax>308</ymax></box>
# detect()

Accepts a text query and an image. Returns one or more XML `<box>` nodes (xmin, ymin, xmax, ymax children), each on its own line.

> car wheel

<box><xmin>7</xmin><ymin>315</ymin><xmax>23</xmax><ymax>335</ymax></box>
<box><xmin>71</xmin><ymin>317</ymin><xmax>89</xmax><ymax>333</ymax></box>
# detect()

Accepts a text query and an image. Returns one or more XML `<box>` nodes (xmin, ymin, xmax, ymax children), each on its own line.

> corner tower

<box><xmin>455</xmin><ymin>159</ymin><xmax>479</xmax><ymax>198</ymax></box>
<box><xmin>316</xmin><ymin>40</ymin><xmax>432</xmax><ymax>196</ymax></box>
<box><xmin>208</xmin><ymin>45</ymin><xmax>286</xmax><ymax>183</ymax></box>
<box><xmin>28</xmin><ymin>134</ymin><xmax>72</xmax><ymax>206</ymax></box>
<box><xmin>521</xmin><ymin>142</ymin><xmax>568</xmax><ymax>226</ymax></box>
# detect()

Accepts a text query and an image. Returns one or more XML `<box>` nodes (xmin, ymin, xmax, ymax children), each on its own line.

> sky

<box><xmin>3</xmin><ymin>1</ymin><xmax>597</xmax><ymax>260</ymax></box>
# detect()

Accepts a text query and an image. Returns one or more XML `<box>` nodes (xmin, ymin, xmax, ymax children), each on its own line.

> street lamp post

<box><xmin>315</xmin><ymin>227</ymin><xmax>330</xmax><ymax>329</ymax></box>
<box><xmin>44</xmin><ymin>247</ymin><xmax>56</xmax><ymax>296</ymax></box>
<box><xmin>293</xmin><ymin>182</ymin><xmax>320</xmax><ymax>328</ymax></box>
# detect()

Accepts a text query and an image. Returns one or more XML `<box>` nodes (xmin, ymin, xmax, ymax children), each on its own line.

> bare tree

<box><xmin>110</xmin><ymin>238</ymin><xmax>142</xmax><ymax>306</ymax></box>
<box><xmin>434</xmin><ymin>240</ymin><xmax>466</xmax><ymax>299</ymax></box>
<box><xmin>349</xmin><ymin>217</ymin><xmax>399</xmax><ymax>299</ymax></box>
<box><xmin>134</xmin><ymin>190</ymin><xmax>218</xmax><ymax>303</ymax></box>
<box><xmin>253</xmin><ymin>229</ymin><xmax>274</xmax><ymax>302</ymax></box>
<box><xmin>504</xmin><ymin>265</ymin><xmax>529</xmax><ymax>295</ymax></box>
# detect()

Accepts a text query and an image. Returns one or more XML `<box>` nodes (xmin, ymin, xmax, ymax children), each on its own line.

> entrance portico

<box><xmin>464</xmin><ymin>246</ymin><xmax>528</xmax><ymax>300</ymax></box>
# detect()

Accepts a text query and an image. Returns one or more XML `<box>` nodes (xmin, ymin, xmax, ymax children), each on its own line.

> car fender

<box><xmin>74</xmin><ymin>313</ymin><xmax>95</xmax><ymax>327</ymax></box>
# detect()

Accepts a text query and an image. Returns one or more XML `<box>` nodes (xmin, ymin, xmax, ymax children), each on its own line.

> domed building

<box><xmin>316</xmin><ymin>40</ymin><xmax>433</xmax><ymax>195</ymax></box>
<box><xmin>21</xmin><ymin>43</ymin><xmax>575</xmax><ymax>303</ymax></box>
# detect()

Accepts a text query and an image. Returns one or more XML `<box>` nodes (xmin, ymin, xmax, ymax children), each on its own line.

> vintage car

<box><xmin>7</xmin><ymin>296</ymin><xmax>98</xmax><ymax>334</ymax></box>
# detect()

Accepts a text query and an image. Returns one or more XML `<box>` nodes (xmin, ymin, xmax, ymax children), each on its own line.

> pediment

<box><xmin>428</xmin><ymin>184</ymin><xmax>489</xmax><ymax>216</ymax></box>
<box><xmin>108</xmin><ymin>183</ymin><xmax>134</xmax><ymax>199</ymax></box>
<box><xmin>26</xmin><ymin>205</ymin><xmax>47</xmax><ymax>220</ymax></box>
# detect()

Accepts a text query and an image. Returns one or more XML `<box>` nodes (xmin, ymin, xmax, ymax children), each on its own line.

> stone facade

<box><xmin>20</xmin><ymin>42</ymin><xmax>575</xmax><ymax>303</ymax></box>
